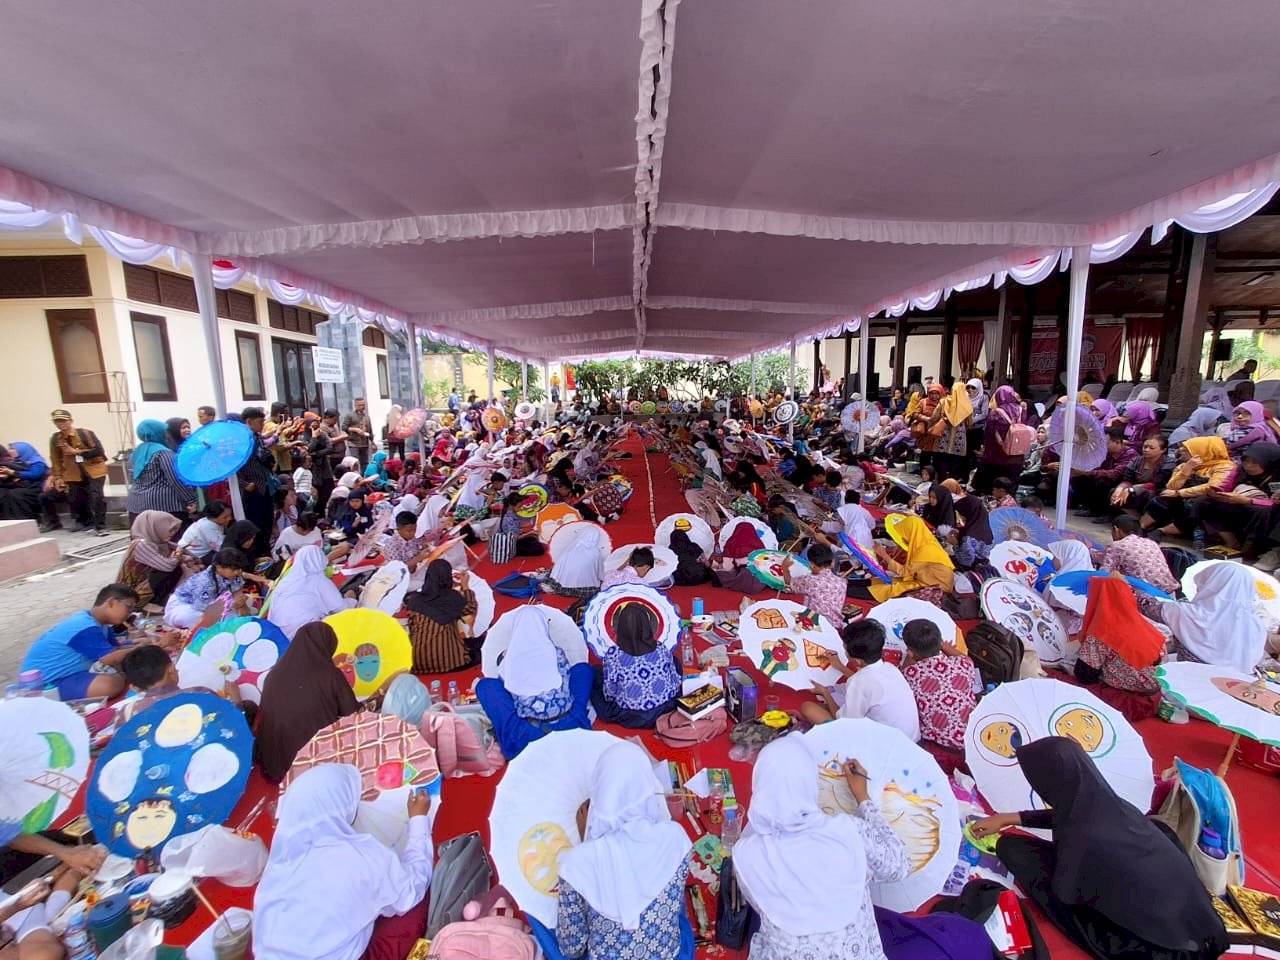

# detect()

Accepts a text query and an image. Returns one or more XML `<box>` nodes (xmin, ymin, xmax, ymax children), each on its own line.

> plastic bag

<box><xmin>100</xmin><ymin>918</ymin><xmax>163</xmax><ymax>960</ymax></box>
<box><xmin>159</xmin><ymin>825</ymin><xmax>267</xmax><ymax>888</ymax></box>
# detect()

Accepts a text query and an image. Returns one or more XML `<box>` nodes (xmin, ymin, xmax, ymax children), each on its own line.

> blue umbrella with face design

<box><xmin>86</xmin><ymin>692</ymin><xmax>252</xmax><ymax>857</ymax></box>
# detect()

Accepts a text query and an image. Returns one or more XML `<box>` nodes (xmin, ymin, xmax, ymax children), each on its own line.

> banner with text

<box><xmin>1028</xmin><ymin>322</ymin><xmax>1124</xmax><ymax>388</ymax></box>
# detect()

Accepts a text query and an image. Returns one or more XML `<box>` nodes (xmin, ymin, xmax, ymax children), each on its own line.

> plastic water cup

<box><xmin>692</xmin><ymin>597</ymin><xmax>704</xmax><ymax>617</ymax></box>
<box><xmin>212</xmin><ymin>914</ymin><xmax>252</xmax><ymax>960</ymax></box>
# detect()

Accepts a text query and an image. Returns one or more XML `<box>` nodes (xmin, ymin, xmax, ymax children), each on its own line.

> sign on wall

<box><xmin>312</xmin><ymin>346</ymin><xmax>345</xmax><ymax>383</ymax></box>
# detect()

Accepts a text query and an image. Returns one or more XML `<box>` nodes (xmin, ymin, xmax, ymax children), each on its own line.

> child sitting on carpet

<box><xmin>21</xmin><ymin>583</ymin><xmax>139</xmax><ymax>700</ymax></box>
<box><xmin>254</xmin><ymin>765</ymin><xmax>435</xmax><ymax>960</ymax></box>
<box><xmin>800</xmin><ymin>619</ymin><xmax>920</xmax><ymax>741</ymax></box>
<box><xmin>590</xmin><ymin>604</ymin><xmax>681</xmax><ymax>728</ymax></box>
<box><xmin>779</xmin><ymin>543</ymin><xmax>846</xmax><ymax>627</ymax></box>
<box><xmin>475</xmin><ymin>607</ymin><xmax>593</xmax><ymax>759</ymax></box>
<box><xmin>120</xmin><ymin>643</ymin><xmax>250</xmax><ymax>722</ymax></box>
<box><xmin>902</xmin><ymin>618</ymin><xmax>976</xmax><ymax>772</ymax></box>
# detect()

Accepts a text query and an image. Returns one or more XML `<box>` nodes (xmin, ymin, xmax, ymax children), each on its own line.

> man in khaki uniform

<box><xmin>41</xmin><ymin>409</ymin><xmax>109</xmax><ymax>535</ymax></box>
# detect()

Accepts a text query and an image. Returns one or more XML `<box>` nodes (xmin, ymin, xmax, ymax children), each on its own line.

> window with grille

<box><xmin>0</xmin><ymin>256</ymin><xmax>92</xmax><ymax>298</ymax></box>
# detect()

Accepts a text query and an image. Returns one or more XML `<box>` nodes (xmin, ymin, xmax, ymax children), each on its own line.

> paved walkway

<box><xmin>0</xmin><ymin>529</ymin><xmax>128</xmax><ymax>686</ymax></box>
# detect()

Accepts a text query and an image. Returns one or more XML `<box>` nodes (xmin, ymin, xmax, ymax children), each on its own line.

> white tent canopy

<box><xmin>2</xmin><ymin>0</ymin><xmax>1280</xmax><ymax>361</ymax></box>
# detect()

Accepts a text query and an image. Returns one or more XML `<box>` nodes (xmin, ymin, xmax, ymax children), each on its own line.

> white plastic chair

<box><xmin>1106</xmin><ymin>381</ymin><xmax>1134</xmax><ymax>402</ymax></box>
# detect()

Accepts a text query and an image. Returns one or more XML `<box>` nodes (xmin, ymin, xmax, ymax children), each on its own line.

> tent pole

<box><xmin>191</xmin><ymin>256</ymin><xmax>228</xmax><ymax>419</ymax></box>
<box><xmin>486</xmin><ymin>345</ymin><xmax>495</xmax><ymax>404</ymax></box>
<box><xmin>1054</xmin><ymin>247</ymin><xmax>1092</xmax><ymax>531</ymax></box>
<box><xmin>542</xmin><ymin>360</ymin><xmax>551</xmax><ymax>420</ymax></box>
<box><xmin>407</xmin><ymin>325</ymin><xmax>423</xmax><ymax>410</ymax></box>
<box><xmin>857</xmin><ymin>317</ymin><xmax>870</xmax><ymax>453</ymax></box>
<box><xmin>749</xmin><ymin>352</ymin><xmax>757</xmax><ymax>398</ymax></box>
<box><xmin>521</xmin><ymin>359</ymin><xmax>528</xmax><ymax>400</ymax></box>
<box><xmin>789</xmin><ymin>338</ymin><xmax>797</xmax><ymax>442</ymax></box>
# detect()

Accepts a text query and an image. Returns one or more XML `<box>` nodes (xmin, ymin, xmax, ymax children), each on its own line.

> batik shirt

<box><xmin>791</xmin><ymin>570</ymin><xmax>847</xmax><ymax>628</ymax></box>
<box><xmin>903</xmin><ymin>654</ymin><xmax>977</xmax><ymax>750</ymax></box>
<box><xmin>602</xmin><ymin>646</ymin><xmax>681</xmax><ymax>711</ymax></box>
<box><xmin>556</xmin><ymin>856</ymin><xmax>690</xmax><ymax>960</ymax></box>
<box><xmin>512</xmin><ymin>647</ymin><xmax>574</xmax><ymax>721</ymax></box>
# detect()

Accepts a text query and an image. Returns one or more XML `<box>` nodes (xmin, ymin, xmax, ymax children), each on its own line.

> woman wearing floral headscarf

<box><xmin>925</xmin><ymin>382</ymin><xmax>972</xmax><ymax>482</ymax></box>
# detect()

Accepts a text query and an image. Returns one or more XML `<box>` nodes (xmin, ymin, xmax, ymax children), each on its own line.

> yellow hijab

<box><xmin>939</xmin><ymin>382</ymin><xmax>974</xmax><ymax>427</ymax></box>
<box><xmin>904</xmin><ymin>391</ymin><xmax>922</xmax><ymax>421</ymax></box>
<box><xmin>893</xmin><ymin>515</ymin><xmax>954</xmax><ymax>570</ymax></box>
<box><xmin>1181</xmin><ymin>436</ymin><xmax>1231</xmax><ymax>470</ymax></box>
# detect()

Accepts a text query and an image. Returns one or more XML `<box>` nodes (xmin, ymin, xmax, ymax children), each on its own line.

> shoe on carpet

<box><xmin>94</xmin><ymin>528</ymin><xmax>108</xmax><ymax>537</ymax></box>
<box><xmin>72</xmin><ymin>523</ymin><xmax>91</xmax><ymax>533</ymax></box>
<box><xmin>1255</xmin><ymin>548</ymin><xmax>1280</xmax><ymax>573</ymax></box>
<box><xmin>38</xmin><ymin>522</ymin><xmax>62</xmax><ymax>533</ymax></box>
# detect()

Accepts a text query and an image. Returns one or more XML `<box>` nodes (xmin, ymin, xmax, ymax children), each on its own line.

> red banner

<box><xmin>1028</xmin><ymin>322</ymin><xmax>1124</xmax><ymax>388</ymax></box>
<box><xmin>564</xmin><ymin>364</ymin><xmax>577</xmax><ymax>390</ymax></box>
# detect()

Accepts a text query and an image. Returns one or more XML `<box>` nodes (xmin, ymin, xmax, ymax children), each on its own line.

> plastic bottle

<box><xmin>681</xmin><ymin>626</ymin><xmax>696</xmax><ymax>670</ymax></box>
<box><xmin>18</xmin><ymin>669</ymin><xmax>43</xmax><ymax>697</ymax></box>
<box><xmin>720</xmin><ymin>806</ymin><xmax>741</xmax><ymax>849</ymax></box>
<box><xmin>1198</xmin><ymin>827</ymin><xmax>1228</xmax><ymax>860</ymax></box>
<box><xmin>63</xmin><ymin>908</ymin><xmax>96</xmax><ymax>960</ymax></box>
<box><xmin>447</xmin><ymin>680</ymin><xmax>460</xmax><ymax>706</ymax></box>
<box><xmin>3</xmin><ymin>684</ymin><xmax>19</xmax><ymax>700</ymax></box>
<box><xmin>429</xmin><ymin>680</ymin><xmax>442</xmax><ymax>704</ymax></box>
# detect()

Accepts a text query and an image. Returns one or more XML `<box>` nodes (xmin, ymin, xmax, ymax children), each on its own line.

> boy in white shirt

<box><xmin>801</xmin><ymin>619</ymin><xmax>921</xmax><ymax>742</ymax></box>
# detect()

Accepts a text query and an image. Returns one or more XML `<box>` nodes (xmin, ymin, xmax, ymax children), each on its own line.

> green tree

<box><xmin>459</xmin><ymin>353</ymin><xmax>545</xmax><ymax>401</ymax></box>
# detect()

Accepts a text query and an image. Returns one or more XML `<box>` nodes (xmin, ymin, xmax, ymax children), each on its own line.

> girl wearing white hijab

<box><xmin>413</xmin><ymin>494</ymin><xmax>467</xmax><ymax>576</ymax></box>
<box><xmin>734</xmin><ymin>737</ymin><xmax>910</xmax><ymax>960</ymax></box>
<box><xmin>253</xmin><ymin>765</ymin><xmax>434</xmax><ymax>960</ymax></box>
<box><xmin>1157</xmin><ymin>563</ymin><xmax>1267</xmax><ymax>673</ymax></box>
<box><xmin>474</xmin><ymin>606</ymin><xmax>593</xmax><ymax>759</ymax></box>
<box><xmin>1202</xmin><ymin>385</ymin><xmax>1234</xmax><ymax>418</ymax></box>
<box><xmin>264</xmin><ymin>545</ymin><xmax>354</xmax><ymax>640</ymax></box>
<box><xmin>548</xmin><ymin>524</ymin><xmax>605</xmax><ymax>596</ymax></box>
<box><xmin>556</xmin><ymin>741</ymin><xmax>691</xmax><ymax>958</ymax></box>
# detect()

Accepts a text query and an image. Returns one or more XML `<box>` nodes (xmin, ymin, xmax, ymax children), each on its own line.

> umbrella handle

<box><xmin>1218</xmin><ymin>732</ymin><xmax>1241</xmax><ymax>778</ymax></box>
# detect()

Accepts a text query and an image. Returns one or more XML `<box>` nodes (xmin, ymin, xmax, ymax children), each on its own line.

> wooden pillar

<box><xmin>1204</xmin><ymin>313</ymin><xmax>1224</xmax><ymax>381</ymax></box>
<box><xmin>940</xmin><ymin>300</ymin><xmax>957</xmax><ymax>385</ymax></box>
<box><xmin>1016</xmin><ymin>289</ymin><xmax>1037</xmax><ymax>394</ymax></box>
<box><xmin>1157</xmin><ymin>227</ymin><xmax>1193</xmax><ymax>391</ymax></box>
<box><xmin>993</xmin><ymin>286</ymin><xmax>1013</xmax><ymax>386</ymax></box>
<box><xmin>893</xmin><ymin>318</ymin><xmax>907</xmax><ymax>389</ymax></box>
<box><xmin>1167</xmin><ymin>232</ymin><xmax>1218</xmax><ymax>422</ymax></box>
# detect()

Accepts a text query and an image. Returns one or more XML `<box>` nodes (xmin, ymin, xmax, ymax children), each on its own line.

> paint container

<box><xmin>146</xmin><ymin>872</ymin><xmax>197</xmax><ymax>929</ymax></box>
<box><xmin>87</xmin><ymin>894</ymin><xmax>131</xmax><ymax>951</ymax></box>
<box><xmin>212</xmin><ymin>912</ymin><xmax>253</xmax><ymax>960</ymax></box>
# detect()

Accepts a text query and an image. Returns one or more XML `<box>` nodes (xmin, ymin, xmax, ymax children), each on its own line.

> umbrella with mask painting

<box><xmin>739</xmin><ymin>599</ymin><xmax>843</xmax><ymax>690</ymax></box>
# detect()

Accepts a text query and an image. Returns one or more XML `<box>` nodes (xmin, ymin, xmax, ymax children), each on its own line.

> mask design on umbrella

<box><xmin>979</xmin><ymin>719</ymin><xmax>1026</xmax><ymax>759</ymax></box>
<box><xmin>751</xmin><ymin>607</ymin><xmax>788</xmax><ymax>631</ymax></box>
<box><xmin>518</xmin><ymin>822</ymin><xmax>573</xmax><ymax>895</ymax></box>
<box><xmin>353</xmin><ymin>643</ymin><xmax>382</xmax><ymax>683</ymax></box>
<box><xmin>1212</xmin><ymin>677</ymin><xmax>1280</xmax><ymax>715</ymax></box>
<box><xmin>1051</xmin><ymin>706</ymin><xmax>1106</xmax><ymax>753</ymax></box>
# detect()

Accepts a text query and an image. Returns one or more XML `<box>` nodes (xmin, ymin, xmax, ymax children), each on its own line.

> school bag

<box><xmin>1153</xmin><ymin>758</ymin><xmax>1244</xmax><ymax>895</ymax></box>
<box><xmin>656</xmin><ymin>706</ymin><xmax>728</xmax><ymax>747</ymax></box>
<box><xmin>488</xmin><ymin>529</ymin><xmax>516</xmax><ymax>565</ymax></box>
<box><xmin>426</xmin><ymin>832</ymin><xmax>493</xmax><ymax>938</ymax></box>
<box><xmin>420</xmin><ymin>703</ymin><xmax>505</xmax><ymax>778</ymax></box>
<box><xmin>493</xmin><ymin>572</ymin><xmax>540</xmax><ymax>598</ymax></box>
<box><xmin>994</xmin><ymin>409</ymin><xmax>1035</xmax><ymax>457</ymax></box>
<box><xmin>426</xmin><ymin>885</ymin><xmax>538</xmax><ymax>960</ymax></box>
<box><xmin>966</xmin><ymin>621</ymin><xmax>1024</xmax><ymax>688</ymax></box>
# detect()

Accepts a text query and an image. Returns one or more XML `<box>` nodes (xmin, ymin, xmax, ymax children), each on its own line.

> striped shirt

<box><xmin>126</xmin><ymin>450</ymin><xmax>196</xmax><ymax>515</ymax></box>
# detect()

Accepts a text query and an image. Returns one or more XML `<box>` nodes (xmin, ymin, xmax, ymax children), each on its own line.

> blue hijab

<box><xmin>132</xmin><ymin>419</ymin><xmax>170</xmax><ymax>480</ymax></box>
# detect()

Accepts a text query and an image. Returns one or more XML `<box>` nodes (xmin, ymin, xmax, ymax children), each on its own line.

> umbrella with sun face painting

<box><xmin>804</xmin><ymin>718</ymin><xmax>960</xmax><ymax>911</ymax></box>
<box><xmin>964</xmin><ymin>679</ymin><xmax>1152</xmax><ymax>826</ymax></box>
<box><xmin>87</xmin><ymin>692</ymin><xmax>253</xmax><ymax>857</ymax></box>
<box><xmin>176</xmin><ymin>616</ymin><xmax>289</xmax><ymax>705</ymax></box>
<box><xmin>0</xmin><ymin>699</ymin><xmax>90</xmax><ymax>846</ymax></box>
<box><xmin>514</xmin><ymin>483</ymin><xmax>550</xmax><ymax>519</ymax></box>
<box><xmin>489</xmin><ymin>729</ymin><xmax>624</xmax><ymax>927</ymax></box>
<box><xmin>738</xmin><ymin>599</ymin><xmax>843</xmax><ymax>691</ymax></box>
<box><xmin>284</xmin><ymin>712</ymin><xmax>440</xmax><ymax>802</ymax></box>
<box><xmin>324</xmin><ymin>608</ymin><xmax>412</xmax><ymax>701</ymax></box>
<box><xmin>583</xmin><ymin>583</ymin><xmax>682</xmax><ymax>657</ymax></box>
<box><xmin>980</xmin><ymin>579</ymin><xmax>1069</xmax><ymax>668</ymax></box>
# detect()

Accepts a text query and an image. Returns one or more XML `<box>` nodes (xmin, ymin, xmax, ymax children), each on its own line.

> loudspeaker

<box><xmin>1212</xmin><ymin>340</ymin><xmax>1234</xmax><ymax>362</ymax></box>
<box><xmin>906</xmin><ymin>365</ymin><xmax>922</xmax><ymax>387</ymax></box>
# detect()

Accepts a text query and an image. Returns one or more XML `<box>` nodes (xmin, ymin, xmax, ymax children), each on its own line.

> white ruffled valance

<box><xmin>1150</xmin><ymin>183</ymin><xmax>1280</xmax><ymax>245</ymax></box>
<box><xmin>86</xmin><ymin>225</ymin><xmax>182</xmax><ymax>269</ymax></box>
<box><xmin>646</xmin><ymin>295</ymin><xmax>856</xmax><ymax>315</ymax></box>
<box><xmin>204</xmin><ymin>204</ymin><xmax>634</xmax><ymax>258</ymax></box>
<box><xmin>0</xmin><ymin>199</ymin><xmax>81</xmax><ymax>242</ymax></box>
<box><xmin>416</xmin><ymin>297</ymin><xmax>633</xmax><ymax>327</ymax></box>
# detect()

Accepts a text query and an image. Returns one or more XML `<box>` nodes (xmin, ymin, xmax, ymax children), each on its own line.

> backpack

<box><xmin>995</xmin><ymin>409</ymin><xmax>1035</xmax><ymax>456</ymax></box>
<box><xmin>966</xmin><ymin>620</ymin><xmax>1024</xmax><ymax>688</ymax></box>
<box><xmin>1161</xmin><ymin>545</ymin><xmax>1201</xmax><ymax>584</ymax></box>
<box><xmin>1152</xmin><ymin>759</ymin><xmax>1244</xmax><ymax>895</ymax></box>
<box><xmin>427</xmin><ymin>885</ymin><xmax>538</xmax><ymax>960</ymax></box>
<box><xmin>420</xmin><ymin>703</ymin><xmax>505</xmax><ymax>778</ymax></box>
<box><xmin>493</xmin><ymin>573</ymin><xmax>540</xmax><ymax>598</ymax></box>
<box><xmin>656</xmin><ymin>707</ymin><xmax>728</xmax><ymax>747</ymax></box>
<box><xmin>427</xmin><ymin>832</ymin><xmax>493</xmax><ymax>938</ymax></box>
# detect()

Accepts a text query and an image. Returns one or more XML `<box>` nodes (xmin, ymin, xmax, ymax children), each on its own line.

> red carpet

<box><xmin>62</xmin><ymin>434</ymin><xmax>1280</xmax><ymax>957</ymax></box>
